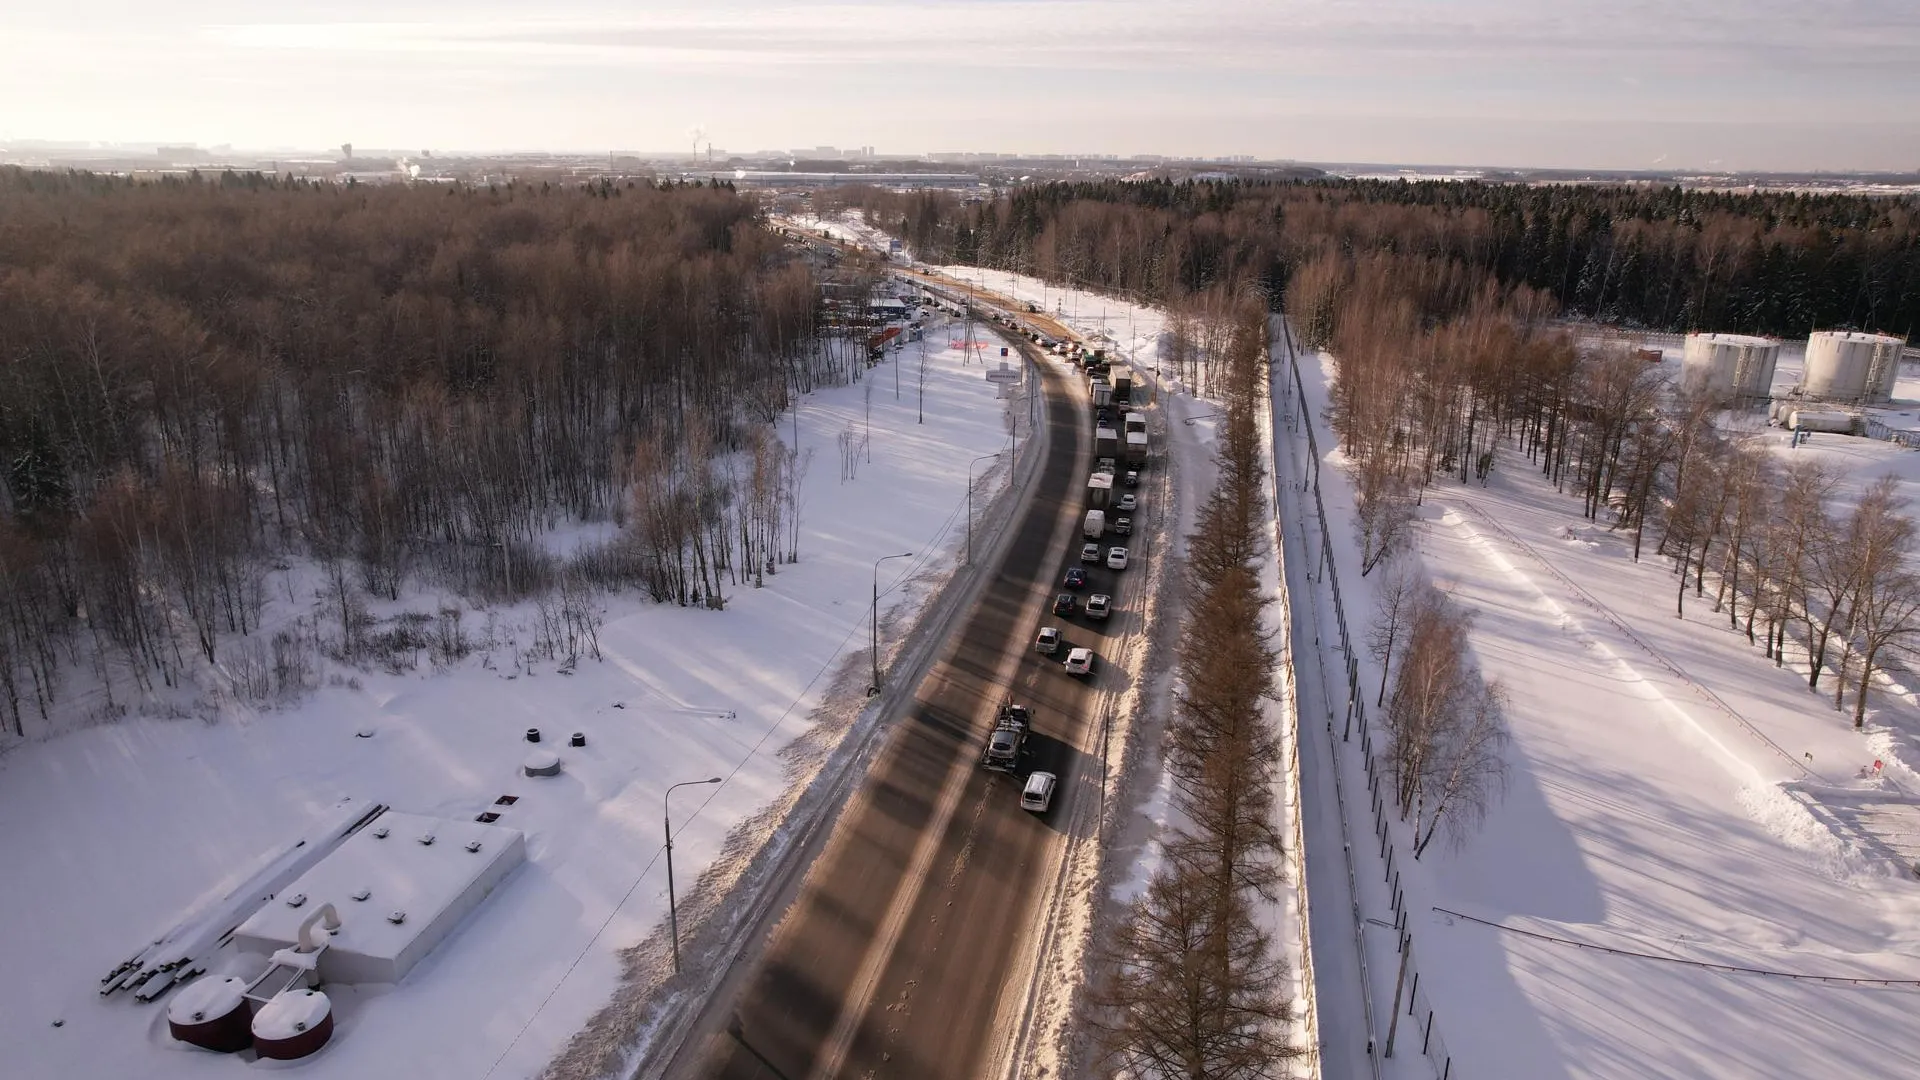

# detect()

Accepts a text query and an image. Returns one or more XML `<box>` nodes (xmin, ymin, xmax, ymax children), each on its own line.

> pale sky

<box><xmin>5</xmin><ymin>0</ymin><xmax>1919</xmax><ymax>171</ymax></box>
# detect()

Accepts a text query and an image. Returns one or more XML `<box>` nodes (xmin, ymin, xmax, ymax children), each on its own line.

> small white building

<box><xmin>233</xmin><ymin>812</ymin><xmax>525</xmax><ymax>985</ymax></box>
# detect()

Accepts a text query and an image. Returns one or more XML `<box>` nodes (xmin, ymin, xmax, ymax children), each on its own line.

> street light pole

<box><xmin>664</xmin><ymin>776</ymin><xmax>722</xmax><ymax>975</ymax></box>
<box><xmin>966</xmin><ymin>452</ymin><xmax>1002</xmax><ymax>566</ymax></box>
<box><xmin>871</xmin><ymin>551</ymin><xmax>914</xmax><ymax>693</ymax></box>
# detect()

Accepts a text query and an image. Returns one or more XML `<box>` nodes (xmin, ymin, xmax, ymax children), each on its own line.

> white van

<box><xmin>1021</xmin><ymin>771</ymin><xmax>1057</xmax><ymax>812</ymax></box>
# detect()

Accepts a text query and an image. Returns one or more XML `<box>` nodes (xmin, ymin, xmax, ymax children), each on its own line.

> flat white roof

<box><xmin>236</xmin><ymin>812</ymin><xmax>523</xmax><ymax>964</ymax></box>
<box><xmin>1811</xmin><ymin>331</ymin><xmax>1905</xmax><ymax>345</ymax></box>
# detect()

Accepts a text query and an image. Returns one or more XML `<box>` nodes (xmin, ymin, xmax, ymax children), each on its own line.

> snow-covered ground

<box><xmin>1276</xmin><ymin>327</ymin><xmax>1920</xmax><ymax>1079</ymax></box>
<box><xmin>0</xmin><ymin>316</ymin><xmax>1030</xmax><ymax>1079</ymax></box>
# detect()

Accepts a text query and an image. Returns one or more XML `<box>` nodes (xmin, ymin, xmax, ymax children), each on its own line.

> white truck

<box><xmin>1083</xmin><ymin>509</ymin><xmax>1106</xmax><ymax>539</ymax></box>
<box><xmin>1086</xmin><ymin>471</ymin><xmax>1113</xmax><ymax>509</ymax></box>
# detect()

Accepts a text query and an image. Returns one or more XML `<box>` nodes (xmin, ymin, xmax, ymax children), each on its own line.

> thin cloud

<box><xmin>194</xmin><ymin>1</ymin><xmax>1920</xmax><ymax>71</ymax></box>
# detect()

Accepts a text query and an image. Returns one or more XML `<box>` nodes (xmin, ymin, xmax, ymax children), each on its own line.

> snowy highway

<box><xmin>664</xmin><ymin>327</ymin><xmax>1124</xmax><ymax>1080</ymax></box>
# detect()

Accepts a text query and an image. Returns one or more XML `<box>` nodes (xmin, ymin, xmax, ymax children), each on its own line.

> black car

<box><xmin>1113</xmin><ymin>515</ymin><xmax>1133</xmax><ymax>535</ymax></box>
<box><xmin>1064</xmin><ymin>567</ymin><xmax>1088</xmax><ymax>589</ymax></box>
<box><xmin>1096</xmin><ymin>408</ymin><xmax>1112</xmax><ymax>426</ymax></box>
<box><xmin>1053</xmin><ymin>593</ymin><xmax>1078</xmax><ymax>616</ymax></box>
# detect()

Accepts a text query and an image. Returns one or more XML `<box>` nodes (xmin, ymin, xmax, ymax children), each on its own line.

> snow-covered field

<box><xmin>0</xmin><ymin>317</ymin><xmax>1027</xmax><ymax>1079</ymax></box>
<box><xmin>1278</xmin><ymin>331</ymin><xmax>1920</xmax><ymax>1079</ymax></box>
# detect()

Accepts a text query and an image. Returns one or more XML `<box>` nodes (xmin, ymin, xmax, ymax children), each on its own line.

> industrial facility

<box><xmin>1680</xmin><ymin>333</ymin><xmax>1780</xmax><ymax>406</ymax></box>
<box><xmin>1800</xmin><ymin>331</ymin><xmax>1907</xmax><ymax>404</ymax></box>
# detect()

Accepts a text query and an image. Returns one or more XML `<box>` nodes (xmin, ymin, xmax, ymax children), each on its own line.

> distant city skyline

<box><xmin>6</xmin><ymin>1</ymin><xmax>1919</xmax><ymax>172</ymax></box>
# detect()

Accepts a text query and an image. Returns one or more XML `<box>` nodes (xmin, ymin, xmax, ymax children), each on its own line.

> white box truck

<box><xmin>1083</xmin><ymin>509</ymin><xmax>1106</xmax><ymax>539</ymax></box>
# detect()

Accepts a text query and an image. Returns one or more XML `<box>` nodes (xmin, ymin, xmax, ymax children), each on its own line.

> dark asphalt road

<box><xmin>671</xmin><ymin>338</ymin><xmax>1125</xmax><ymax>1080</ymax></box>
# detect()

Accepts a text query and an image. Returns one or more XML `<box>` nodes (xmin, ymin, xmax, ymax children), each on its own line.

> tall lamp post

<box><xmin>871</xmin><ymin>551</ymin><xmax>914</xmax><ymax>693</ymax></box>
<box><xmin>664</xmin><ymin>776</ymin><xmax>722</xmax><ymax>975</ymax></box>
<box><xmin>966</xmin><ymin>452</ymin><xmax>1003</xmax><ymax>566</ymax></box>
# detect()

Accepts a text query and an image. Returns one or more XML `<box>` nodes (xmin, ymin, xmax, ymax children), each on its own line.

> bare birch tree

<box><xmin>1368</xmin><ymin>567</ymin><xmax>1433</xmax><ymax>707</ymax></box>
<box><xmin>1384</xmin><ymin>587</ymin><xmax>1510</xmax><ymax>856</ymax></box>
<box><xmin>1354</xmin><ymin>450</ymin><xmax>1418</xmax><ymax>576</ymax></box>
<box><xmin>1848</xmin><ymin>568</ymin><xmax>1920</xmax><ymax>730</ymax></box>
<box><xmin>1415</xmin><ymin>679</ymin><xmax>1511</xmax><ymax>858</ymax></box>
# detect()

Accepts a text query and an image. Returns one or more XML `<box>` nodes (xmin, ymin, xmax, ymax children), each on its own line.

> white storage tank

<box><xmin>1788</xmin><ymin>410</ymin><xmax>1856</xmax><ymax>434</ymax></box>
<box><xmin>1803</xmin><ymin>331</ymin><xmax>1906</xmax><ymax>403</ymax></box>
<box><xmin>1680</xmin><ymin>333</ymin><xmax>1779</xmax><ymax>405</ymax></box>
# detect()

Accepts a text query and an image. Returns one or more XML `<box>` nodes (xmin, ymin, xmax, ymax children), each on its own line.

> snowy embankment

<box><xmin>1274</xmin><ymin>324</ymin><xmax>1920</xmax><ymax>1080</ymax></box>
<box><xmin>0</xmin><ymin>319</ymin><xmax>1028</xmax><ymax>1080</ymax></box>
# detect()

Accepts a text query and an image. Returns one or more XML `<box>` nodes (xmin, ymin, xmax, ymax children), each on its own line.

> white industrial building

<box><xmin>233</xmin><ymin>812</ymin><xmax>525</xmax><ymax>985</ymax></box>
<box><xmin>1801</xmin><ymin>331</ymin><xmax>1906</xmax><ymax>404</ymax></box>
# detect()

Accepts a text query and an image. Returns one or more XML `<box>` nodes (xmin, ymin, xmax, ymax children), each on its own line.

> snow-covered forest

<box><xmin>0</xmin><ymin>170</ymin><xmax>884</xmax><ymax>739</ymax></box>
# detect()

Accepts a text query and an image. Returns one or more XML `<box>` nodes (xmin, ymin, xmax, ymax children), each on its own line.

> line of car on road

<box><xmin>1040</xmin><ymin>518</ymin><xmax>1135</xmax><ymax>685</ymax></box>
<box><xmin>1005</xmin><ymin>365</ymin><xmax>1149</xmax><ymax>814</ymax></box>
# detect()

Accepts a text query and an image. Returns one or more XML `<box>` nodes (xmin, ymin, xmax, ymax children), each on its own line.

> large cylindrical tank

<box><xmin>1681</xmin><ymin>333</ymin><xmax>1779</xmax><ymax>405</ymax></box>
<box><xmin>1788</xmin><ymin>410</ymin><xmax>1856</xmax><ymax>434</ymax></box>
<box><xmin>1803</xmin><ymin>331</ymin><xmax>1906</xmax><ymax>403</ymax></box>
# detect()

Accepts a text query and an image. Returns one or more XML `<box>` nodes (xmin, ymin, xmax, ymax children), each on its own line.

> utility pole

<box><xmin>664</xmin><ymin>776</ymin><xmax>723</xmax><ymax>975</ymax></box>
<box><xmin>870</xmin><ymin>551</ymin><xmax>914</xmax><ymax>692</ymax></box>
<box><xmin>966</xmin><ymin>452</ymin><xmax>1001</xmax><ymax>565</ymax></box>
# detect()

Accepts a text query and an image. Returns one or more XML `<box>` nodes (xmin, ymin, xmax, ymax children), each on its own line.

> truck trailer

<box><xmin>1125</xmin><ymin>430</ymin><xmax>1148</xmax><ymax>468</ymax></box>
<box><xmin>1086</xmin><ymin>471</ymin><xmax>1113</xmax><ymax>509</ymax></box>
<box><xmin>1095</xmin><ymin>426</ymin><xmax>1119</xmax><ymax>461</ymax></box>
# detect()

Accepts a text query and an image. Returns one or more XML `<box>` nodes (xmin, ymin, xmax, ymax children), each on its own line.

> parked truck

<box><xmin>1086</xmin><ymin>471</ymin><xmax>1113</xmax><ymax>509</ymax></box>
<box><xmin>1111</xmin><ymin>365</ymin><xmax>1133</xmax><ymax>405</ymax></box>
<box><xmin>1083</xmin><ymin>509</ymin><xmax>1106</xmax><ymax>539</ymax></box>
<box><xmin>982</xmin><ymin>701</ymin><xmax>1031</xmax><ymax>771</ymax></box>
<box><xmin>1095</xmin><ymin>426</ymin><xmax>1119</xmax><ymax>461</ymax></box>
<box><xmin>1125</xmin><ymin>429</ymin><xmax>1148</xmax><ymax>468</ymax></box>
